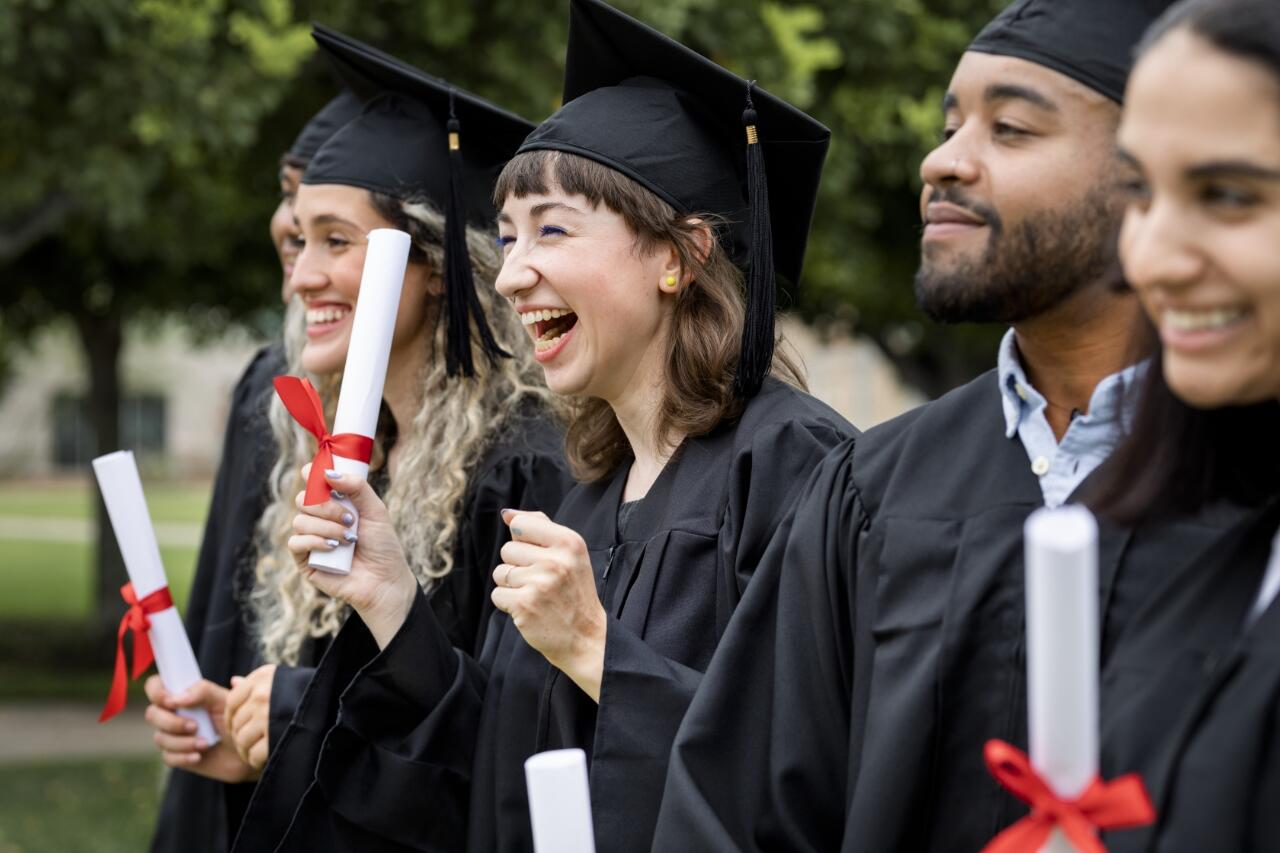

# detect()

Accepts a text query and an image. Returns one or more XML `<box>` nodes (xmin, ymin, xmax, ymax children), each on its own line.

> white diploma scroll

<box><xmin>1024</xmin><ymin>506</ymin><xmax>1100</xmax><ymax>853</ymax></box>
<box><xmin>308</xmin><ymin>227</ymin><xmax>411</xmax><ymax>574</ymax></box>
<box><xmin>91</xmin><ymin>450</ymin><xmax>218</xmax><ymax>743</ymax></box>
<box><xmin>524</xmin><ymin>748</ymin><xmax>597</xmax><ymax>853</ymax></box>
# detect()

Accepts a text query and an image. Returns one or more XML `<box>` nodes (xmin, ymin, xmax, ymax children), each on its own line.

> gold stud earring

<box><xmin>664</xmin><ymin>275</ymin><xmax>677</xmax><ymax>288</ymax></box>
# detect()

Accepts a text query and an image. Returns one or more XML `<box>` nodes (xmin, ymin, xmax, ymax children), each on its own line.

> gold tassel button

<box><xmin>745</xmin><ymin>125</ymin><xmax>759</xmax><ymax>145</ymax></box>
<box><xmin>448</xmin><ymin>132</ymin><xmax>460</xmax><ymax>151</ymax></box>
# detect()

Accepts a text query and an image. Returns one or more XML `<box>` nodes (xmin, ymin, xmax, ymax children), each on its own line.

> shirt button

<box><xmin>1032</xmin><ymin>456</ymin><xmax>1051</xmax><ymax>477</ymax></box>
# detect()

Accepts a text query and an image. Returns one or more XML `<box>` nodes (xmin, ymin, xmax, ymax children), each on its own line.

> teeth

<box><xmin>1165</xmin><ymin>307</ymin><xmax>1245</xmax><ymax>332</ymax></box>
<box><xmin>535</xmin><ymin>334</ymin><xmax>565</xmax><ymax>352</ymax></box>
<box><xmin>521</xmin><ymin>308</ymin><xmax>570</xmax><ymax>326</ymax></box>
<box><xmin>306</xmin><ymin>307</ymin><xmax>350</xmax><ymax>325</ymax></box>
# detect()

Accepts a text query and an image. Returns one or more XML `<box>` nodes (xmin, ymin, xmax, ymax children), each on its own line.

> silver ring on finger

<box><xmin>502</xmin><ymin>564</ymin><xmax>514</xmax><ymax>588</ymax></box>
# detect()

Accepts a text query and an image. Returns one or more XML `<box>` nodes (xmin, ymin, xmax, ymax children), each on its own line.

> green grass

<box><xmin>0</xmin><ymin>479</ymin><xmax>211</xmax><ymax>524</ymax></box>
<box><xmin>0</xmin><ymin>757</ymin><xmax>165</xmax><ymax>853</ymax></box>
<box><xmin>3</xmin><ymin>539</ymin><xmax>198</xmax><ymax>619</ymax></box>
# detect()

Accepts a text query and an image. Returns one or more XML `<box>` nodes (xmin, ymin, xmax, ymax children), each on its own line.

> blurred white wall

<box><xmin>0</xmin><ymin>315</ymin><xmax>923</xmax><ymax>479</ymax></box>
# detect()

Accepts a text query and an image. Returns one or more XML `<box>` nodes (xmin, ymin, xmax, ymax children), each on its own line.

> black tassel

<box><xmin>443</xmin><ymin>89</ymin><xmax>511</xmax><ymax>378</ymax></box>
<box><xmin>735</xmin><ymin>80</ymin><xmax>774</xmax><ymax>400</ymax></box>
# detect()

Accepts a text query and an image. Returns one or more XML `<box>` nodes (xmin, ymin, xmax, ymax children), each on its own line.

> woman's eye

<box><xmin>326</xmin><ymin>235</ymin><xmax>350</xmax><ymax>249</ymax></box>
<box><xmin>497</xmin><ymin>235</ymin><xmax>516</xmax><ymax>248</ymax></box>
<box><xmin>940</xmin><ymin>127</ymin><xmax>958</xmax><ymax>142</ymax></box>
<box><xmin>1201</xmin><ymin>184</ymin><xmax>1259</xmax><ymax>209</ymax></box>
<box><xmin>1118</xmin><ymin>177</ymin><xmax>1150</xmax><ymax>200</ymax></box>
<box><xmin>539</xmin><ymin>225</ymin><xmax>567</xmax><ymax>238</ymax></box>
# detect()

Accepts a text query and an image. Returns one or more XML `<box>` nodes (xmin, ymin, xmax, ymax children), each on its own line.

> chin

<box><xmin>300</xmin><ymin>344</ymin><xmax>346</xmax><ymax>378</ymax></box>
<box><xmin>1164</xmin><ymin>361</ymin><xmax>1250</xmax><ymax>411</ymax></box>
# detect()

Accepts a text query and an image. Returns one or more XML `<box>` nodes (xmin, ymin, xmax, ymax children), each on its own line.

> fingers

<box><xmin>499</xmin><ymin>539</ymin><xmax>545</xmax><ymax>568</ymax></box>
<box><xmin>171</xmin><ymin>679</ymin><xmax>226</xmax><ymax>710</ymax></box>
<box><xmin>319</xmin><ymin>470</ymin><xmax>384</xmax><ymax>515</ymax></box>
<box><xmin>292</xmin><ymin>512</ymin><xmax>355</xmax><ymax>545</ymax></box>
<box><xmin>161</xmin><ymin>748</ymin><xmax>205</xmax><ymax>768</ymax></box>
<box><xmin>289</xmin><ymin>533</ymin><xmax>340</xmax><ymax>555</ymax></box>
<box><xmin>503</xmin><ymin>511</ymin><xmax>569</xmax><ymax>548</ymax></box>
<box><xmin>492</xmin><ymin>563</ymin><xmax>521</xmax><ymax>589</ymax></box>
<box><xmin>145</xmin><ymin>702</ymin><xmax>199</xmax><ymax>737</ymax></box>
<box><xmin>491</xmin><ymin>585</ymin><xmax>518</xmax><ymax>617</ymax></box>
<box><xmin>144</xmin><ymin>674</ymin><xmax>173</xmax><ymax>708</ymax></box>
<box><xmin>153</xmin><ymin>728</ymin><xmax>209</xmax><ymax>754</ymax></box>
<box><xmin>248</xmin><ymin>737</ymin><xmax>270</xmax><ymax>771</ymax></box>
<box><xmin>292</xmin><ymin>491</ymin><xmax>356</xmax><ymax>526</ymax></box>
<box><xmin>232</xmin><ymin>715</ymin><xmax>267</xmax><ymax>764</ymax></box>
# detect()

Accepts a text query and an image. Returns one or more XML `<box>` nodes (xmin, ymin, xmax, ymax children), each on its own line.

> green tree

<box><xmin>0</xmin><ymin>0</ymin><xmax>311</xmax><ymax>638</ymax></box>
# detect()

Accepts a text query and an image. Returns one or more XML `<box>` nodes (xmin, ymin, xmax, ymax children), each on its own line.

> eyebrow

<box><xmin>307</xmin><ymin>214</ymin><xmax>360</xmax><ymax>229</ymax></box>
<box><xmin>941</xmin><ymin>84</ymin><xmax>1058</xmax><ymax>115</ymax></box>
<box><xmin>1186</xmin><ymin>160</ymin><xmax>1280</xmax><ymax>182</ymax></box>
<box><xmin>496</xmin><ymin>201</ymin><xmax>585</xmax><ymax>226</ymax></box>
<box><xmin>985</xmin><ymin>83</ymin><xmax>1058</xmax><ymax>112</ymax></box>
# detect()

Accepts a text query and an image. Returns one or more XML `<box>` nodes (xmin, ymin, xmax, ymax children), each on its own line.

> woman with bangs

<box><xmin>245</xmin><ymin>2</ymin><xmax>855</xmax><ymax>851</ymax></box>
<box><xmin>142</xmin><ymin>28</ymin><xmax>572</xmax><ymax>848</ymax></box>
<box><xmin>1085</xmin><ymin>0</ymin><xmax>1280</xmax><ymax>847</ymax></box>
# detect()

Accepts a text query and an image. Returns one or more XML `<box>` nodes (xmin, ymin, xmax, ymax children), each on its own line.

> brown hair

<box><xmin>494</xmin><ymin>149</ymin><xmax>805</xmax><ymax>481</ymax></box>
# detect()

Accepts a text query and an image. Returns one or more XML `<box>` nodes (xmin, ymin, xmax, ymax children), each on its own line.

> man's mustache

<box><xmin>924</xmin><ymin>186</ymin><xmax>1002</xmax><ymax>231</ymax></box>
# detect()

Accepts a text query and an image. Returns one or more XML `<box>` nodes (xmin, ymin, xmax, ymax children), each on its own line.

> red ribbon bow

<box><xmin>100</xmin><ymin>582</ymin><xmax>173</xmax><ymax>722</ymax></box>
<box><xmin>981</xmin><ymin>739</ymin><xmax>1156</xmax><ymax>853</ymax></box>
<box><xmin>273</xmin><ymin>376</ymin><xmax>374</xmax><ymax>506</ymax></box>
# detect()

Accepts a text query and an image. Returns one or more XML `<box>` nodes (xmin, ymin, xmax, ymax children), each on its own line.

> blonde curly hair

<box><xmin>250</xmin><ymin>193</ymin><xmax>557</xmax><ymax>666</ymax></box>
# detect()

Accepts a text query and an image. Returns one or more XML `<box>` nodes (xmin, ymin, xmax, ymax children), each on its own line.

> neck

<box><xmin>607</xmin><ymin>338</ymin><xmax>679</xmax><ymax>503</ymax></box>
<box><xmin>1012</xmin><ymin>282</ymin><xmax>1144</xmax><ymax>441</ymax></box>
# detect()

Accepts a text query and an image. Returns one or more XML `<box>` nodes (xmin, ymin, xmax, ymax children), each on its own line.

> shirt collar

<box><xmin>995</xmin><ymin>327</ymin><xmax>1149</xmax><ymax>440</ymax></box>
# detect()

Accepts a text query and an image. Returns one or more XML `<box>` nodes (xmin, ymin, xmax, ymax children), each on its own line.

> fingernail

<box><xmin>500</xmin><ymin>508</ymin><xmax>516</xmax><ymax>517</ymax></box>
<box><xmin>326</xmin><ymin>538</ymin><xmax>340</xmax><ymax>548</ymax></box>
<box><xmin>511</xmin><ymin>527</ymin><xmax>524</xmax><ymax>538</ymax></box>
<box><xmin>341</xmin><ymin>512</ymin><xmax>354</xmax><ymax>525</ymax></box>
<box><xmin>343</xmin><ymin>530</ymin><xmax>357</xmax><ymax>543</ymax></box>
<box><xmin>331</xmin><ymin>489</ymin><xmax>346</xmax><ymax>500</ymax></box>
<box><xmin>195</xmin><ymin>738</ymin><xmax>209</xmax><ymax>750</ymax></box>
<box><xmin>325</xmin><ymin>469</ymin><xmax>340</xmax><ymax>479</ymax></box>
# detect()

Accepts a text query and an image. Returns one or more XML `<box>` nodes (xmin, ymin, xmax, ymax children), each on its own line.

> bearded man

<box><xmin>651</xmin><ymin>2</ymin><xmax>1238</xmax><ymax>851</ymax></box>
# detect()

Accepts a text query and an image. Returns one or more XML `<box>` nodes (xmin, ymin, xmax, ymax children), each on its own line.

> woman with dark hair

<box><xmin>1090</xmin><ymin>0</ymin><xmax>1280</xmax><ymax>847</ymax></box>
<box><xmin>242</xmin><ymin>2</ymin><xmax>855</xmax><ymax>851</ymax></box>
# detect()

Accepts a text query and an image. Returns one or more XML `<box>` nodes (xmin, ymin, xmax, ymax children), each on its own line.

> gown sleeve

<box><xmin>590</xmin><ymin>418</ymin><xmax>851</xmax><ymax>850</ymax></box>
<box><xmin>653</xmin><ymin>440</ymin><xmax>863</xmax><ymax>852</ymax></box>
<box><xmin>267</xmin><ymin>665</ymin><xmax>315</xmax><ymax>752</ymax></box>
<box><xmin>232</xmin><ymin>435</ymin><xmax>572</xmax><ymax>853</ymax></box>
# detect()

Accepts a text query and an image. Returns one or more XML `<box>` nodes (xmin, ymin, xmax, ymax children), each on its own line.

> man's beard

<box><xmin>914</xmin><ymin>185</ymin><xmax>1123</xmax><ymax>325</ymax></box>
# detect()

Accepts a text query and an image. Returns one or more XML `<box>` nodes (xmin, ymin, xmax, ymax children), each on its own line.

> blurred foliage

<box><xmin>0</xmin><ymin>0</ymin><xmax>1008</xmax><ymax>397</ymax></box>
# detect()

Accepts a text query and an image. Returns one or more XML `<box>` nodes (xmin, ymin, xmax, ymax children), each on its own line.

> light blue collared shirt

<box><xmin>997</xmin><ymin>328</ymin><xmax>1145</xmax><ymax>509</ymax></box>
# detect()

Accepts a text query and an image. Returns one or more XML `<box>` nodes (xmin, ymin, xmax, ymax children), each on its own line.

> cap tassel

<box><xmin>735</xmin><ymin>81</ymin><xmax>775</xmax><ymax>400</ymax></box>
<box><xmin>443</xmin><ymin>90</ymin><xmax>510</xmax><ymax>377</ymax></box>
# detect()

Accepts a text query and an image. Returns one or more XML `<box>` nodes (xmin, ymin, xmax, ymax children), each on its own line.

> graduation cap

<box><xmin>517</xmin><ymin>0</ymin><xmax>830</xmax><ymax>399</ymax></box>
<box><xmin>968</xmin><ymin>0</ymin><xmax>1176</xmax><ymax>103</ymax></box>
<box><xmin>305</xmin><ymin>25</ymin><xmax>537</xmax><ymax>377</ymax></box>
<box><xmin>285</xmin><ymin>89</ymin><xmax>363</xmax><ymax>167</ymax></box>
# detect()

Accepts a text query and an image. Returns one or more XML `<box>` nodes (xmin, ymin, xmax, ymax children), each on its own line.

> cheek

<box><xmin>269</xmin><ymin>204</ymin><xmax>292</xmax><ymax>246</ymax></box>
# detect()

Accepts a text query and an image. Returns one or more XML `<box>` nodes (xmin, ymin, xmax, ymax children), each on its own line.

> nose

<box><xmin>1120</xmin><ymin>199</ymin><xmax>1204</xmax><ymax>294</ymax></box>
<box><xmin>494</xmin><ymin>244</ymin><xmax>538</xmax><ymax>302</ymax></box>
<box><xmin>290</xmin><ymin>240</ymin><xmax>328</xmax><ymax>297</ymax></box>
<box><xmin>920</xmin><ymin>131</ymin><xmax>981</xmax><ymax>191</ymax></box>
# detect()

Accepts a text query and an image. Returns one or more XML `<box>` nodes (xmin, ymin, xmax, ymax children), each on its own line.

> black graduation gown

<box><xmin>230</xmin><ymin>377</ymin><xmax>854</xmax><ymax>853</ymax></box>
<box><xmin>654</xmin><ymin>369</ymin><xmax>1246</xmax><ymax>853</ymax></box>
<box><xmin>152</xmin><ymin>344</ymin><xmax>288</xmax><ymax>853</ymax></box>
<box><xmin>153</xmin><ymin>345</ymin><xmax>568</xmax><ymax>852</ymax></box>
<box><xmin>1100</xmin><ymin>496</ymin><xmax>1280</xmax><ymax>853</ymax></box>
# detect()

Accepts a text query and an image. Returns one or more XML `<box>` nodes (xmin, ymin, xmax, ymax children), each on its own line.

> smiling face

<box><xmin>270</xmin><ymin>164</ymin><xmax>304</xmax><ymax>303</ymax></box>
<box><xmin>915</xmin><ymin>52</ymin><xmax>1126</xmax><ymax>323</ymax></box>
<box><xmin>494</xmin><ymin>186</ymin><xmax>679</xmax><ymax>402</ymax></box>
<box><xmin>1119</xmin><ymin>29</ymin><xmax>1280</xmax><ymax>408</ymax></box>
<box><xmin>290</xmin><ymin>183</ymin><xmax>435</xmax><ymax>377</ymax></box>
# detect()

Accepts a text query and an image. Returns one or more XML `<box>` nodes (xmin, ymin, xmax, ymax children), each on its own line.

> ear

<box><xmin>656</xmin><ymin>243</ymin><xmax>684</xmax><ymax>295</ymax></box>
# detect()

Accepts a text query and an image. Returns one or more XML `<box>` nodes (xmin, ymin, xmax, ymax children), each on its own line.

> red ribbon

<box><xmin>273</xmin><ymin>376</ymin><xmax>374</xmax><ymax>506</ymax></box>
<box><xmin>99</xmin><ymin>582</ymin><xmax>173</xmax><ymax>722</ymax></box>
<box><xmin>981</xmin><ymin>739</ymin><xmax>1156</xmax><ymax>853</ymax></box>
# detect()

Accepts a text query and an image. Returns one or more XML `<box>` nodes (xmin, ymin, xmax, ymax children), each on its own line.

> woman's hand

<box><xmin>287</xmin><ymin>465</ymin><xmax>419</xmax><ymax>649</ymax></box>
<box><xmin>225</xmin><ymin>664</ymin><xmax>276</xmax><ymax>771</ymax></box>
<box><xmin>142</xmin><ymin>676</ymin><xmax>258</xmax><ymax>783</ymax></box>
<box><xmin>491</xmin><ymin>510</ymin><xmax>607</xmax><ymax>701</ymax></box>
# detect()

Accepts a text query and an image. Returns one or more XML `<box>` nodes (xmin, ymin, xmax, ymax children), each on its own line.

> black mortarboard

<box><xmin>305</xmin><ymin>25</ymin><xmax>536</xmax><ymax>377</ymax></box>
<box><xmin>968</xmin><ymin>0</ymin><xmax>1176</xmax><ymax>103</ymax></box>
<box><xmin>517</xmin><ymin>0</ymin><xmax>830</xmax><ymax>399</ymax></box>
<box><xmin>286</xmin><ymin>89</ymin><xmax>363</xmax><ymax>166</ymax></box>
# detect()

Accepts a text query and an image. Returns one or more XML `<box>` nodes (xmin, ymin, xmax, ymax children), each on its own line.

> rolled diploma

<box><xmin>308</xmin><ymin>228</ymin><xmax>410</xmax><ymax>574</ymax></box>
<box><xmin>91</xmin><ymin>450</ymin><xmax>218</xmax><ymax>743</ymax></box>
<box><xmin>524</xmin><ymin>748</ymin><xmax>596</xmax><ymax>853</ymax></box>
<box><xmin>1024</xmin><ymin>506</ymin><xmax>1100</xmax><ymax>853</ymax></box>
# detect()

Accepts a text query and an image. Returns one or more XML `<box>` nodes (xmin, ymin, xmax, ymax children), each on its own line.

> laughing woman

<box><xmin>1088</xmin><ymin>0</ymin><xmax>1280</xmax><ymax>848</ymax></box>
<box><xmin>236</xmin><ymin>2</ymin><xmax>854</xmax><ymax>851</ymax></box>
<box><xmin>142</xmin><ymin>28</ymin><xmax>573</xmax><ymax>844</ymax></box>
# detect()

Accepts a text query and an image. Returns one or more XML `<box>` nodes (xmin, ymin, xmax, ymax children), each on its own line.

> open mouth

<box><xmin>305</xmin><ymin>304</ymin><xmax>352</xmax><ymax>337</ymax></box>
<box><xmin>523</xmin><ymin>308</ymin><xmax>579</xmax><ymax>353</ymax></box>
